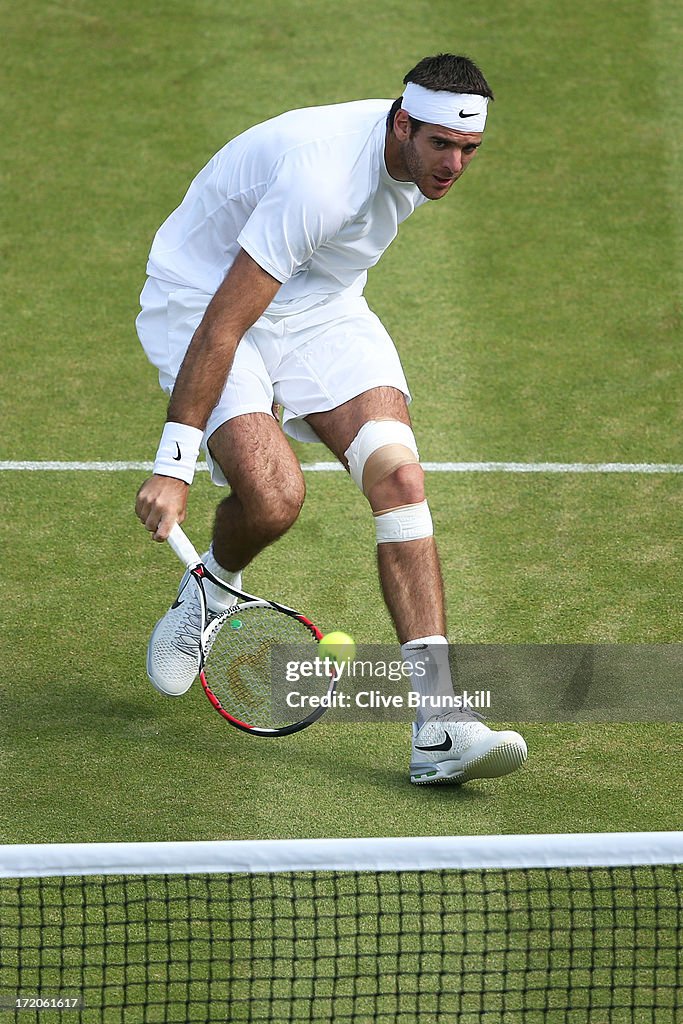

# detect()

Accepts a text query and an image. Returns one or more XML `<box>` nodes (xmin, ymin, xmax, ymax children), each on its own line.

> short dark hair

<box><xmin>404</xmin><ymin>53</ymin><xmax>494</xmax><ymax>98</ymax></box>
<box><xmin>387</xmin><ymin>52</ymin><xmax>493</xmax><ymax>134</ymax></box>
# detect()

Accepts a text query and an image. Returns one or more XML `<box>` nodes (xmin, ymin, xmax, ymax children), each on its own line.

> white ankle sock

<box><xmin>401</xmin><ymin>634</ymin><xmax>455</xmax><ymax>727</ymax></box>
<box><xmin>201</xmin><ymin>547</ymin><xmax>243</xmax><ymax>613</ymax></box>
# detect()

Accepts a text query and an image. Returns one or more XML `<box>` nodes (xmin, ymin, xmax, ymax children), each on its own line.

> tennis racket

<box><xmin>166</xmin><ymin>524</ymin><xmax>336</xmax><ymax>737</ymax></box>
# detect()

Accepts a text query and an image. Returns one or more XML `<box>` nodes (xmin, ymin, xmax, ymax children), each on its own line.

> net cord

<box><xmin>1</xmin><ymin>831</ymin><xmax>681</xmax><ymax>879</ymax></box>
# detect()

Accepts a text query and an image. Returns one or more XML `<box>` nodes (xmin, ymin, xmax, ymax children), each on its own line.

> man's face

<box><xmin>398</xmin><ymin>118</ymin><xmax>483</xmax><ymax>200</ymax></box>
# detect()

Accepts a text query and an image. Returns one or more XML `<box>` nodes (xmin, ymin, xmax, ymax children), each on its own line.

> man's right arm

<box><xmin>135</xmin><ymin>248</ymin><xmax>282</xmax><ymax>540</ymax></box>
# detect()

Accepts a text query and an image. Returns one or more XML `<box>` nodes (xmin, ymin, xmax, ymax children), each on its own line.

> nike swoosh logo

<box><xmin>173</xmin><ymin>442</ymin><xmax>182</xmax><ymax>462</ymax></box>
<box><xmin>415</xmin><ymin>732</ymin><xmax>453</xmax><ymax>752</ymax></box>
<box><xmin>459</xmin><ymin>109</ymin><xmax>479</xmax><ymax>118</ymax></box>
<box><xmin>171</xmin><ymin>596</ymin><xmax>184</xmax><ymax>609</ymax></box>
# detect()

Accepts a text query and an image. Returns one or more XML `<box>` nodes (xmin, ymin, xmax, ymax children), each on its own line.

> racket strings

<box><xmin>202</xmin><ymin>606</ymin><xmax>318</xmax><ymax>728</ymax></box>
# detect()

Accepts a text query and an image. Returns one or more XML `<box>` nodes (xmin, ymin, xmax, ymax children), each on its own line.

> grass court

<box><xmin>1</xmin><ymin>0</ymin><xmax>681</xmax><ymax>849</ymax></box>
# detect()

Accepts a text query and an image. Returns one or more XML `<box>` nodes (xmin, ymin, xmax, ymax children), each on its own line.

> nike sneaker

<box><xmin>146</xmin><ymin>569</ymin><xmax>210</xmax><ymax>697</ymax></box>
<box><xmin>410</xmin><ymin>713</ymin><xmax>527</xmax><ymax>785</ymax></box>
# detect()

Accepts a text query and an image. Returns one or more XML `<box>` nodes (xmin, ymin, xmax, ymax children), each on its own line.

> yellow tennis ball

<box><xmin>319</xmin><ymin>631</ymin><xmax>356</xmax><ymax>663</ymax></box>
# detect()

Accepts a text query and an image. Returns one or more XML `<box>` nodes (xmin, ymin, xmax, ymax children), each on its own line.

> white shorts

<box><xmin>136</xmin><ymin>279</ymin><xmax>411</xmax><ymax>484</ymax></box>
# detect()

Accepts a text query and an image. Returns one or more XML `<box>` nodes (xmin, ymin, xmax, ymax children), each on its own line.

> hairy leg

<box><xmin>306</xmin><ymin>388</ymin><xmax>446</xmax><ymax>643</ymax></box>
<box><xmin>207</xmin><ymin>413</ymin><xmax>305</xmax><ymax>572</ymax></box>
<box><xmin>376</xmin><ymin>534</ymin><xmax>446</xmax><ymax>642</ymax></box>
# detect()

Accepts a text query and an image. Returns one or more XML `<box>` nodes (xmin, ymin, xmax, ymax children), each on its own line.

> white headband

<box><xmin>401</xmin><ymin>82</ymin><xmax>488</xmax><ymax>133</ymax></box>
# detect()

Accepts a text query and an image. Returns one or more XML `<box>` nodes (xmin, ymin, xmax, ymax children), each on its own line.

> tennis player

<box><xmin>135</xmin><ymin>53</ymin><xmax>528</xmax><ymax>785</ymax></box>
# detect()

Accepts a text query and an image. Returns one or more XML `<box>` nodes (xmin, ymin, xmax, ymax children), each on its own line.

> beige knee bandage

<box><xmin>344</xmin><ymin>420</ymin><xmax>432</xmax><ymax>543</ymax></box>
<box><xmin>344</xmin><ymin>420</ymin><xmax>420</xmax><ymax>496</ymax></box>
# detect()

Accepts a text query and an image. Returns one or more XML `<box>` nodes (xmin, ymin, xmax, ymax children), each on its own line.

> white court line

<box><xmin>1</xmin><ymin>461</ymin><xmax>682</xmax><ymax>474</ymax></box>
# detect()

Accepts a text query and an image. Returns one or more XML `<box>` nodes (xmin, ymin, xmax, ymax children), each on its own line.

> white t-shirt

<box><xmin>145</xmin><ymin>100</ymin><xmax>429</xmax><ymax>314</ymax></box>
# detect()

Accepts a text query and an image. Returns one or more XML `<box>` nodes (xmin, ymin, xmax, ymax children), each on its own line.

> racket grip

<box><xmin>167</xmin><ymin>523</ymin><xmax>202</xmax><ymax>568</ymax></box>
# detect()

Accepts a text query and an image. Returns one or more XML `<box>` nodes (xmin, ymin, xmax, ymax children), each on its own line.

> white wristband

<box><xmin>153</xmin><ymin>422</ymin><xmax>204</xmax><ymax>485</ymax></box>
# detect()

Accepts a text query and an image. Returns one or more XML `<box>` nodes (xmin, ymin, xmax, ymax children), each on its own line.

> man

<box><xmin>135</xmin><ymin>53</ymin><xmax>528</xmax><ymax>785</ymax></box>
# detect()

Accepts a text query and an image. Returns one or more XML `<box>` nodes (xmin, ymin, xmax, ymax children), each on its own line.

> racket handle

<box><xmin>167</xmin><ymin>523</ymin><xmax>202</xmax><ymax>568</ymax></box>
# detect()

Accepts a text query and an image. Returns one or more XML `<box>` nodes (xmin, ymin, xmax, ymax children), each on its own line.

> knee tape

<box><xmin>374</xmin><ymin>501</ymin><xmax>434</xmax><ymax>543</ymax></box>
<box><xmin>344</xmin><ymin>420</ymin><xmax>420</xmax><ymax>496</ymax></box>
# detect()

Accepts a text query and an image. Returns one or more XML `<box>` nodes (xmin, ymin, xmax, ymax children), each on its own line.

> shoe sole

<box><xmin>410</xmin><ymin>735</ymin><xmax>528</xmax><ymax>786</ymax></box>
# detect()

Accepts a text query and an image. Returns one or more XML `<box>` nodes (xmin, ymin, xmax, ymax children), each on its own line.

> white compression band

<box><xmin>401</xmin><ymin>82</ymin><xmax>488</xmax><ymax>133</ymax></box>
<box><xmin>153</xmin><ymin>422</ymin><xmax>204</xmax><ymax>485</ymax></box>
<box><xmin>374</xmin><ymin>501</ymin><xmax>433</xmax><ymax>544</ymax></box>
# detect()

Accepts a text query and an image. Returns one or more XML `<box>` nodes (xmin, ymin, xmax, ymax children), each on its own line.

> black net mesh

<box><xmin>1</xmin><ymin>862</ymin><xmax>681</xmax><ymax>1022</ymax></box>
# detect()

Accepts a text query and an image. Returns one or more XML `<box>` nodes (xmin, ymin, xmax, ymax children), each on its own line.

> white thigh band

<box><xmin>374</xmin><ymin>501</ymin><xmax>433</xmax><ymax>544</ymax></box>
<box><xmin>344</xmin><ymin>420</ymin><xmax>419</xmax><ymax>495</ymax></box>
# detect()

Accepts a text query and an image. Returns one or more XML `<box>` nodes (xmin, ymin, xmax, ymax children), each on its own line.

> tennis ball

<box><xmin>319</xmin><ymin>631</ymin><xmax>356</xmax><ymax>664</ymax></box>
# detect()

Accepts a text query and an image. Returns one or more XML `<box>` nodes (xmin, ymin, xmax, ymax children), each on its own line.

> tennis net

<box><xmin>0</xmin><ymin>832</ymin><xmax>681</xmax><ymax>1022</ymax></box>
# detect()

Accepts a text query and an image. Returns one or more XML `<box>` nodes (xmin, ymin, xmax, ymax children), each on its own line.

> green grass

<box><xmin>0</xmin><ymin>472</ymin><xmax>680</xmax><ymax>845</ymax></box>
<box><xmin>1</xmin><ymin>0</ymin><xmax>681</xmax><ymax>841</ymax></box>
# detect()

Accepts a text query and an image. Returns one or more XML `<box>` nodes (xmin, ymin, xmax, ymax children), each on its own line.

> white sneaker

<box><xmin>410</xmin><ymin>713</ymin><xmax>528</xmax><ymax>785</ymax></box>
<box><xmin>146</xmin><ymin>570</ymin><xmax>207</xmax><ymax>697</ymax></box>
